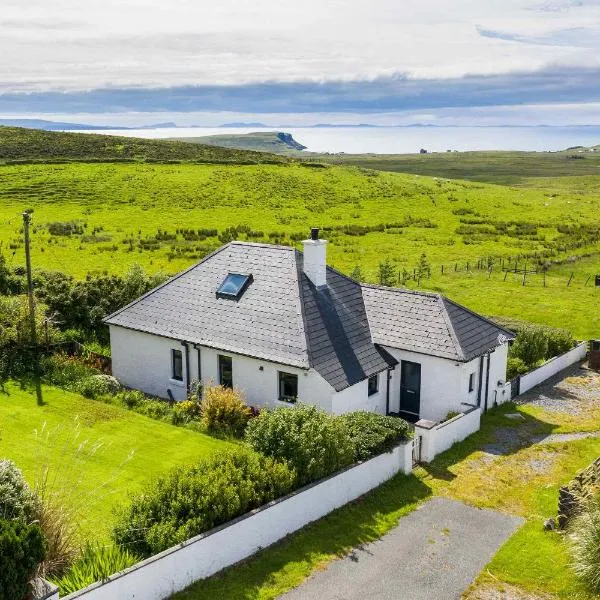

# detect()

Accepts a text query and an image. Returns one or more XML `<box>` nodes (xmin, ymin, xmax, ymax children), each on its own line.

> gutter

<box><xmin>484</xmin><ymin>351</ymin><xmax>492</xmax><ymax>412</ymax></box>
<box><xmin>193</xmin><ymin>343</ymin><xmax>202</xmax><ymax>398</ymax></box>
<box><xmin>385</xmin><ymin>368</ymin><xmax>391</xmax><ymax>415</ymax></box>
<box><xmin>476</xmin><ymin>354</ymin><xmax>484</xmax><ymax>407</ymax></box>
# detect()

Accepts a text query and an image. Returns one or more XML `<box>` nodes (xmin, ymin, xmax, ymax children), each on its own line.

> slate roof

<box><xmin>361</xmin><ymin>285</ymin><xmax>514</xmax><ymax>362</ymax></box>
<box><xmin>105</xmin><ymin>242</ymin><xmax>393</xmax><ymax>391</ymax></box>
<box><xmin>105</xmin><ymin>241</ymin><xmax>514</xmax><ymax>390</ymax></box>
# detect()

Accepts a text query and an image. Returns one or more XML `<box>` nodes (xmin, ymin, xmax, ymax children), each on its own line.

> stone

<box><xmin>505</xmin><ymin>413</ymin><xmax>525</xmax><ymax>421</ymax></box>
<box><xmin>543</xmin><ymin>517</ymin><xmax>557</xmax><ymax>531</ymax></box>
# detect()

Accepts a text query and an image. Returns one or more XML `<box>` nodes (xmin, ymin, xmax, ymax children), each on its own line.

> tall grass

<box><xmin>570</xmin><ymin>495</ymin><xmax>600</xmax><ymax>593</ymax></box>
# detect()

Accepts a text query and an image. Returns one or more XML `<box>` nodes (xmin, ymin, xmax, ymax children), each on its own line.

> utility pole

<box><xmin>22</xmin><ymin>212</ymin><xmax>43</xmax><ymax>405</ymax></box>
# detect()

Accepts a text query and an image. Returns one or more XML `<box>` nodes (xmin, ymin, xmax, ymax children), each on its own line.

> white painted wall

<box><xmin>109</xmin><ymin>325</ymin><xmax>334</xmax><ymax>409</ymax></box>
<box><xmin>415</xmin><ymin>407</ymin><xmax>481</xmax><ymax>463</ymax></box>
<box><xmin>331</xmin><ymin>371</ymin><xmax>388</xmax><ymax>415</ymax></box>
<box><xmin>62</xmin><ymin>440</ymin><xmax>413</xmax><ymax>600</ymax></box>
<box><xmin>382</xmin><ymin>343</ymin><xmax>510</xmax><ymax>422</ymax></box>
<box><xmin>519</xmin><ymin>342</ymin><xmax>588</xmax><ymax>394</ymax></box>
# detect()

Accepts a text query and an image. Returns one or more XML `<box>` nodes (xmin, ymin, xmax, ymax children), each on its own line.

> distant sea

<box><xmin>70</xmin><ymin>126</ymin><xmax>600</xmax><ymax>154</ymax></box>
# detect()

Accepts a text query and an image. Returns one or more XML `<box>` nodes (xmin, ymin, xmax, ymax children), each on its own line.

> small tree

<box><xmin>349</xmin><ymin>265</ymin><xmax>363</xmax><ymax>282</ymax></box>
<box><xmin>200</xmin><ymin>384</ymin><xmax>251</xmax><ymax>437</ymax></box>
<box><xmin>378</xmin><ymin>259</ymin><xmax>396</xmax><ymax>287</ymax></box>
<box><xmin>510</xmin><ymin>327</ymin><xmax>549</xmax><ymax>368</ymax></box>
<box><xmin>417</xmin><ymin>253</ymin><xmax>431</xmax><ymax>279</ymax></box>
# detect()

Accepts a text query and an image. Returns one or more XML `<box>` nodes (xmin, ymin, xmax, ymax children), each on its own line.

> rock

<box><xmin>543</xmin><ymin>517</ymin><xmax>557</xmax><ymax>531</ymax></box>
<box><xmin>505</xmin><ymin>413</ymin><xmax>525</xmax><ymax>421</ymax></box>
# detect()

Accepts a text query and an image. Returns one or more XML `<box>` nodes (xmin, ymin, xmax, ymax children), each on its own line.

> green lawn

<box><xmin>0</xmin><ymin>381</ymin><xmax>232</xmax><ymax>542</ymax></box>
<box><xmin>1</xmin><ymin>161</ymin><xmax>599</xmax><ymax>338</ymax></box>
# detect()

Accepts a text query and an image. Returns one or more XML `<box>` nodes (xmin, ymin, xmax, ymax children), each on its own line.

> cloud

<box><xmin>2</xmin><ymin>66</ymin><xmax>600</xmax><ymax>115</ymax></box>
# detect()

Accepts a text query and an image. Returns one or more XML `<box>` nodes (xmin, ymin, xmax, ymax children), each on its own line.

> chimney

<box><xmin>303</xmin><ymin>228</ymin><xmax>327</xmax><ymax>287</ymax></box>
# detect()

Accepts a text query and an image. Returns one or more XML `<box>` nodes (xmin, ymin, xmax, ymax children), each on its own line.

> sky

<box><xmin>1</xmin><ymin>0</ymin><xmax>600</xmax><ymax>125</ymax></box>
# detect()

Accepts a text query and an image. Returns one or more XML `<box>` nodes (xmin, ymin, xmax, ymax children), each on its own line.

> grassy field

<box><xmin>1</xmin><ymin>159</ymin><xmax>598</xmax><ymax>337</ymax></box>
<box><xmin>0</xmin><ymin>381</ymin><xmax>232</xmax><ymax>542</ymax></box>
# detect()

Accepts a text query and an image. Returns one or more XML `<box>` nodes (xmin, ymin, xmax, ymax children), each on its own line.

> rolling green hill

<box><xmin>0</xmin><ymin>126</ymin><xmax>289</xmax><ymax>164</ymax></box>
<box><xmin>0</xmin><ymin>155</ymin><xmax>598</xmax><ymax>337</ymax></box>
<box><xmin>171</xmin><ymin>131</ymin><xmax>307</xmax><ymax>154</ymax></box>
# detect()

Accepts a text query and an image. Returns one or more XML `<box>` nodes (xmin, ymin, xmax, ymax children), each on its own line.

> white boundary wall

<box><xmin>63</xmin><ymin>441</ymin><xmax>413</xmax><ymax>600</ymax></box>
<box><xmin>414</xmin><ymin>407</ymin><xmax>481</xmax><ymax>463</ymax></box>
<box><xmin>519</xmin><ymin>342</ymin><xmax>588</xmax><ymax>394</ymax></box>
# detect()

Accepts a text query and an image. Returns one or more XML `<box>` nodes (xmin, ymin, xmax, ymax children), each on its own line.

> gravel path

<box><xmin>279</xmin><ymin>498</ymin><xmax>523</xmax><ymax>600</ymax></box>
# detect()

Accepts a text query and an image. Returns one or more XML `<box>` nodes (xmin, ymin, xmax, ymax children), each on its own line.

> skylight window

<box><xmin>216</xmin><ymin>273</ymin><xmax>253</xmax><ymax>300</ymax></box>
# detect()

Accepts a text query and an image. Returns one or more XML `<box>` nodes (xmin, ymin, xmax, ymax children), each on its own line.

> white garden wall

<box><xmin>414</xmin><ymin>407</ymin><xmax>481</xmax><ymax>463</ymax></box>
<box><xmin>63</xmin><ymin>441</ymin><xmax>413</xmax><ymax>600</ymax></box>
<box><xmin>519</xmin><ymin>342</ymin><xmax>588</xmax><ymax>394</ymax></box>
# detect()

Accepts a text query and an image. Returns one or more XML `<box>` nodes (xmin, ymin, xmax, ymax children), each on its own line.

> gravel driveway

<box><xmin>279</xmin><ymin>498</ymin><xmax>523</xmax><ymax>600</ymax></box>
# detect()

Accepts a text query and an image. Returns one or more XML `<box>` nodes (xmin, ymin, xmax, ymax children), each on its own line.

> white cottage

<box><xmin>105</xmin><ymin>230</ymin><xmax>514</xmax><ymax>423</ymax></box>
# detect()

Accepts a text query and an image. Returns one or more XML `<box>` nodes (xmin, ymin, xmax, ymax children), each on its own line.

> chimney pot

<box><xmin>310</xmin><ymin>227</ymin><xmax>319</xmax><ymax>241</ymax></box>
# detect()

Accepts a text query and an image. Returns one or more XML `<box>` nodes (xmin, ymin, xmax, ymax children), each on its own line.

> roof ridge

<box><xmin>359</xmin><ymin>282</ymin><xmax>441</xmax><ymax>299</ymax></box>
<box><xmin>229</xmin><ymin>240</ymin><xmax>296</xmax><ymax>251</ymax></box>
<box><xmin>442</xmin><ymin>296</ymin><xmax>516</xmax><ymax>338</ymax></box>
<box><xmin>438</xmin><ymin>296</ymin><xmax>466</xmax><ymax>361</ymax></box>
<box><xmin>103</xmin><ymin>242</ymin><xmax>232</xmax><ymax>323</ymax></box>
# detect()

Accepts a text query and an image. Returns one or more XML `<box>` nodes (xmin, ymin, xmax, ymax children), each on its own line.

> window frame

<box><xmin>216</xmin><ymin>273</ymin><xmax>253</xmax><ymax>300</ymax></box>
<box><xmin>218</xmin><ymin>354</ymin><xmax>233</xmax><ymax>388</ymax></box>
<box><xmin>468</xmin><ymin>372</ymin><xmax>476</xmax><ymax>393</ymax></box>
<box><xmin>278</xmin><ymin>371</ymin><xmax>298</xmax><ymax>403</ymax></box>
<box><xmin>171</xmin><ymin>348</ymin><xmax>183</xmax><ymax>382</ymax></box>
<box><xmin>368</xmin><ymin>373</ymin><xmax>379</xmax><ymax>396</ymax></box>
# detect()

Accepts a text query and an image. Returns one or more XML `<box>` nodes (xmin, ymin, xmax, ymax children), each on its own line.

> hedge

<box><xmin>113</xmin><ymin>448</ymin><xmax>296</xmax><ymax>557</ymax></box>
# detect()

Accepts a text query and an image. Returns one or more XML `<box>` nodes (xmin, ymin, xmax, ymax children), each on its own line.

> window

<box><xmin>278</xmin><ymin>371</ymin><xmax>298</xmax><ymax>402</ymax></box>
<box><xmin>469</xmin><ymin>372</ymin><xmax>476</xmax><ymax>393</ymax></box>
<box><xmin>216</xmin><ymin>273</ymin><xmax>253</xmax><ymax>300</ymax></box>
<box><xmin>171</xmin><ymin>349</ymin><xmax>183</xmax><ymax>381</ymax></box>
<box><xmin>218</xmin><ymin>355</ymin><xmax>233</xmax><ymax>388</ymax></box>
<box><xmin>368</xmin><ymin>374</ymin><xmax>379</xmax><ymax>396</ymax></box>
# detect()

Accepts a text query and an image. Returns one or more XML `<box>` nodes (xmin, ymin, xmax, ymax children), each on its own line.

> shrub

<box><xmin>54</xmin><ymin>543</ymin><xmax>139</xmax><ymax>595</ymax></box>
<box><xmin>510</xmin><ymin>327</ymin><xmax>549</xmax><ymax>368</ymax></box>
<box><xmin>113</xmin><ymin>449</ymin><xmax>296</xmax><ymax>557</ymax></box>
<box><xmin>75</xmin><ymin>376</ymin><xmax>112</xmax><ymax>399</ymax></box>
<box><xmin>506</xmin><ymin>357</ymin><xmax>529</xmax><ymax>380</ymax></box>
<box><xmin>570</xmin><ymin>496</ymin><xmax>600</xmax><ymax>593</ymax></box>
<box><xmin>42</xmin><ymin>354</ymin><xmax>96</xmax><ymax>389</ymax></box>
<box><xmin>340</xmin><ymin>411</ymin><xmax>412</xmax><ymax>461</ymax></box>
<box><xmin>200</xmin><ymin>385</ymin><xmax>251</xmax><ymax>437</ymax></box>
<box><xmin>0</xmin><ymin>460</ymin><xmax>38</xmax><ymax>523</ymax></box>
<box><xmin>115</xmin><ymin>389</ymin><xmax>146</xmax><ymax>409</ymax></box>
<box><xmin>172</xmin><ymin>399</ymin><xmax>202</xmax><ymax>425</ymax></box>
<box><xmin>545</xmin><ymin>327</ymin><xmax>575</xmax><ymax>359</ymax></box>
<box><xmin>135</xmin><ymin>398</ymin><xmax>172</xmax><ymax>420</ymax></box>
<box><xmin>0</xmin><ymin>519</ymin><xmax>46</xmax><ymax>600</ymax></box>
<box><xmin>245</xmin><ymin>404</ymin><xmax>355</xmax><ymax>485</ymax></box>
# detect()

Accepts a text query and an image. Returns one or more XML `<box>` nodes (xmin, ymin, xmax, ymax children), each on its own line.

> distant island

<box><xmin>169</xmin><ymin>131</ymin><xmax>307</xmax><ymax>153</ymax></box>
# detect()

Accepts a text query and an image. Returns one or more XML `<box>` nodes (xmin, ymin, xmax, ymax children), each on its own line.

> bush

<box><xmin>506</xmin><ymin>357</ymin><xmax>529</xmax><ymax>380</ymax></box>
<box><xmin>113</xmin><ymin>449</ymin><xmax>296</xmax><ymax>557</ymax></box>
<box><xmin>135</xmin><ymin>398</ymin><xmax>173</xmax><ymax>420</ymax></box>
<box><xmin>200</xmin><ymin>385</ymin><xmax>251</xmax><ymax>437</ymax></box>
<box><xmin>545</xmin><ymin>327</ymin><xmax>575</xmax><ymax>359</ymax></box>
<box><xmin>42</xmin><ymin>354</ymin><xmax>96</xmax><ymax>389</ymax></box>
<box><xmin>172</xmin><ymin>399</ymin><xmax>202</xmax><ymax>425</ymax></box>
<box><xmin>75</xmin><ymin>376</ymin><xmax>112</xmax><ymax>399</ymax></box>
<box><xmin>245</xmin><ymin>404</ymin><xmax>355</xmax><ymax>485</ymax></box>
<box><xmin>0</xmin><ymin>460</ymin><xmax>38</xmax><ymax>523</ymax></box>
<box><xmin>0</xmin><ymin>519</ymin><xmax>46</xmax><ymax>600</ymax></box>
<box><xmin>54</xmin><ymin>543</ymin><xmax>139</xmax><ymax>595</ymax></box>
<box><xmin>115</xmin><ymin>389</ymin><xmax>146</xmax><ymax>409</ymax></box>
<box><xmin>340</xmin><ymin>411</ymin><xmax>411</xmax><ymax>461</ymax></box>
<box><xmin>510</xmin><ymin>327</ymin><xmax>549</xmax><ymax>368</ymax></box>
<box><xmin>570</xmin><ymin>496</ymin><xmax>600</xmax><ymax>593</ymax></box>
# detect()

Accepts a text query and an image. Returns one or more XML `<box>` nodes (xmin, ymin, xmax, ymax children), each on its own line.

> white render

<box><xmin>109</xmin><ymin>325</ymin><xmax>334</xmax><ymax>408</ymax></box>
<box><xmin>302</xmin><ymin>238</ymin><xmax>328</xmax><ymax>287</ymax></box>
<box><xmin>62</xmin><ymin>440</ymin><xmax>413</xmax><ymax>600</ymax></box>
<box><xmin>415</xmin><ymin>407</ymin><xmax>482</xmax><ymax>463</ymax></box>
<box><xmin>519</xmin><ymin>341</ymin><xmax>587</xmax><ymax>394</ymax></box>
<box><xmin>384</xmin><ymin>342</ymin><xmax>510</xmax><ymax>422</ymax></box>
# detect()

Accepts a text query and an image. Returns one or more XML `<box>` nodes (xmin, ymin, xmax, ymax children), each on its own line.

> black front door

<box><xmin>400</xmin><ymin>361</ymin><xmax>421</xmax><ymax>419</ymax></box>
